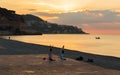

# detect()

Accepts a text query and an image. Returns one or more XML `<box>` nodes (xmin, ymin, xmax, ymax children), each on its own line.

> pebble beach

<box><xmin>0</xmin><ymin>38</ymin><xmax>120</xmax><ymax>75</ymax></box>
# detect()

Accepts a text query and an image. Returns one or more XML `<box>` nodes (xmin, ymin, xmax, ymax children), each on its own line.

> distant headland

<box><xmin>0</xmin><ymin>7</ymin><xmax>88</xmax><ymax>35</ymax></box>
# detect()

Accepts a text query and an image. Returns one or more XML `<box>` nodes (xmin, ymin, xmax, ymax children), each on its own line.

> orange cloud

<box><xmin>39</xmin><ymin>16</ymin><xmax>58</xmax><ymax>21</ymax></box>
<box><xmin>1</xmin><ymin>0</ymin><xmax>120</xmax><ymax>14</ymax></box>
<box><xmin>1</xmin><ymin>0</ymin><xmax>120</xmax><ymax>34</ymax></box>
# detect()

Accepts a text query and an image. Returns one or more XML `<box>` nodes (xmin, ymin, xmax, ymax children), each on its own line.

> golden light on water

<box><xmin>8</xmin><ymin>34</ymin><xmax>120</xmax><ymax>57</ymax></box>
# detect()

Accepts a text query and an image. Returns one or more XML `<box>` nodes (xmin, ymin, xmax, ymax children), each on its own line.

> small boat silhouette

<box><xmin>96</xmin><ymin>37</ymin><xmax>100</xmax><ymax>39</ymax></box>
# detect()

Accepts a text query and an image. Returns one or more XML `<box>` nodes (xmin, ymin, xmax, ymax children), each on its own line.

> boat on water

<box><xmin>96</xmin><ymin>37</ymin><xmax>100</xmax><ymax>39</ymax></box>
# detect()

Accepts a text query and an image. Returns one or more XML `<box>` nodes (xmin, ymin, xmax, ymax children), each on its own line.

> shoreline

<box><xmin>0</xmin><ymin>38</ymin><xmax>120</xmax><ymax>69</ymax></box>
<box><xmin>0</xmin><ymin>38</ymin><xmax>120</xmax><ymax>74</ymax></box>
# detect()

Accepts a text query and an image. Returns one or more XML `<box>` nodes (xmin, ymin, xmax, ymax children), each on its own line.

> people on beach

<box><xmin>76</xmin><ymin>56</ymin><xmax>83</xmax><ymax>61</ymax></box>
<box><xmin>87</xmin><ymin>58</ymin><xmax>94</xmax><ymax>62</ymax></box>
<box><xmin>48</xmin><ymin>46</ymin><xmax>54</xmax><ymax>61</ymax></box>
<box><xmin>60</xmin><ymin>45</ymin><xmax>66</xmax><ymax>61</ymax></box>
<box><xmin>47</xmin><ymin>45</ymin><xmax>66</xmax><ymax>61</ymax></box>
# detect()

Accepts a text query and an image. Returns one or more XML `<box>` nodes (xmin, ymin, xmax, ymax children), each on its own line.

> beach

<box><xmin>0</xmin><ymin>38</ymin><xmax>120</xmax><ymax>75</ymax></box>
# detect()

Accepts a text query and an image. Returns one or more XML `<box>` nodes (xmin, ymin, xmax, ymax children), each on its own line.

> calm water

<box><xmin>6</xmin><ymin>34</ymin><xmax>120</xmax><ymax>58</ymax></box>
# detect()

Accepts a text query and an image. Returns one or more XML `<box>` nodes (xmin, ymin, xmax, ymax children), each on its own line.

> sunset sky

<box><xmin>0</xmin><ymin>0</ymin><xmax>120</xmax><ymax>34</ymax></box>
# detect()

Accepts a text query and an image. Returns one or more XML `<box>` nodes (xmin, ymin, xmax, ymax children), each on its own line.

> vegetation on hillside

<box><xmin>0</xmin><ymin>7</ymin><xmax>87</xmax><ymax>35</ymax></box>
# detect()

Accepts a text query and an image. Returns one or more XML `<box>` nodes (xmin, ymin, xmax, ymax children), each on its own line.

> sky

<box><xmin>0</xmin><ymin>0</ymin><xmax>120</xmax><ymax>34</ymax></box>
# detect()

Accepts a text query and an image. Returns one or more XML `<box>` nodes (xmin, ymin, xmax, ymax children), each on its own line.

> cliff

<box><xmin>0</xmin><ymin>7</ymin><xmax>87</xmax><ymax>35</ymax></box>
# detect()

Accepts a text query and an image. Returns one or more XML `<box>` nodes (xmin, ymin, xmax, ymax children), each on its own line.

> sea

<box><xmin>5</xmin><ymin>34</ymin><xmax>120</xmax><ymax>58</ymax></box>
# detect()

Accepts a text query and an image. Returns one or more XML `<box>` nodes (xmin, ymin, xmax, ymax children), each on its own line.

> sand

<box><xmin>0</xmin><ymin>38</ymin><xmax>120</xmax><ymax>75</ymax></box>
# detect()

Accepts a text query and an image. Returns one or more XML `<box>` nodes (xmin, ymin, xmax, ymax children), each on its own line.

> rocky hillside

<box><xmin>0</xmin><ymin>7</ymin><xmax>28</xmax><ymax>35</ymax></box>
<box><xmin>0</xmin><ymin>7</ymin><xmax>87</xmax><ymax>35</ymax></box>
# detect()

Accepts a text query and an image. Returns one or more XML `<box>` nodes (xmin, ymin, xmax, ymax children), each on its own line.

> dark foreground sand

<box><xmin>0</xmin><ymin>38</ymin><xmax>120</xmax><ymax>75</ymax></box>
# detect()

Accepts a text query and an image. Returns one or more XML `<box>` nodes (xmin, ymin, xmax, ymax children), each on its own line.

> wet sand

<box><xmin>0</xmin><ymin>38</ymin><xmax>120</xmax><ymax>75</ymax></box>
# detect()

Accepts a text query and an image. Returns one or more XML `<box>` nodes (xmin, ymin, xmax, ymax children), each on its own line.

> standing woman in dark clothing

<box><xmin>48</xmin><ymin>46</ymin><xmax>54</xmax><ymax>61</ymax></box>
<box><xmin>60</xmin><ymin>45</ymin><xmax>66</xmax><ymax>61</ymax></box>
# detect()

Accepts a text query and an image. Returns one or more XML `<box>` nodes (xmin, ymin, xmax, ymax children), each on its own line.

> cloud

<box><xmin>32</xmin><ymin>10</ymin><xmax>120</xmax><ymax>23</ymax></box>
<box><xmin>27</xmin><ymin>9</ymin><xmax>37</xmax><ymax>12</ymax></box>
<box><xmin>32</xmin><ymin>10</ymin><xmax>120</xmax><ymax>32</ymax></box>
<box><xmin>38</xmin><ymin>16</ymin><xmax>59</xmax><ymax>21</ymax></box>
<box><xmin>55</xmin><ymin>10</ymin><xmax>120</xmax><ymax>24</ymax></box>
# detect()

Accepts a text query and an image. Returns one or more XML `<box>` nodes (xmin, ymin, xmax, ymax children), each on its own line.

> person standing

<box><xmin>60</xmin><ymin>45</ymin><xmax>66</xmax><ymax>61</ymax></box>
<box><xmin>48</xmin><ymin>46</ymin><xmax>54</xmax><ymax>61</ymax></box>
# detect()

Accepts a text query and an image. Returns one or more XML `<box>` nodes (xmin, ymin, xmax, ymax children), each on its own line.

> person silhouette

<box><xmin>60</xmin><ymin>45</ymin><xmax>66</xmax><ymax>61</ymax></box>
<box><xmin>48</xmin><ymin>46</ymin><xmax>54</xmax><ymax>61</ymax></box>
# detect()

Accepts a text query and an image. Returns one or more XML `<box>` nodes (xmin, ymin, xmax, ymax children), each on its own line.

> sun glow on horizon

<box><xmin>0</xmin><ymin>0</ymin><xmax>120</xmax><ymax>34</ymax></box>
